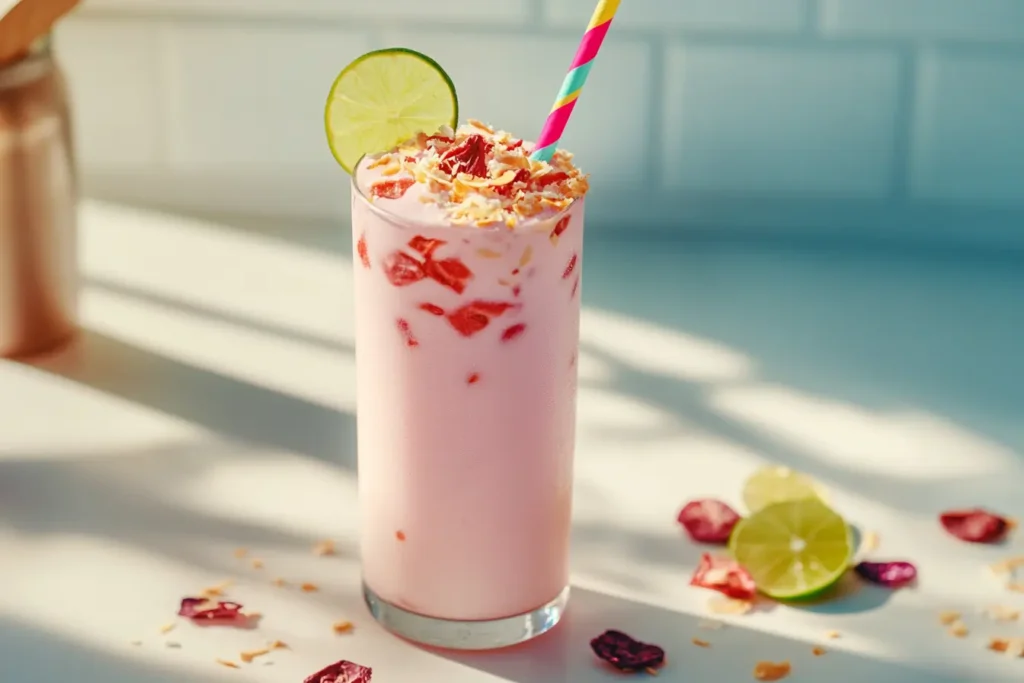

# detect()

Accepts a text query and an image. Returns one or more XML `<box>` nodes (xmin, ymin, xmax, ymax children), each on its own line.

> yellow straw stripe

<box><xmin>553</xmin><ymin>89</ymin><xmax>582</xmax><ymax>111</ymax></box>
<box><xmin>587</xmin><ymin>0</ymin><xmax>621</xmax><ymax>31</ymax></box>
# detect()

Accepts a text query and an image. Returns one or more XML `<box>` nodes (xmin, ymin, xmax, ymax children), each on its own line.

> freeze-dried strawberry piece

<box><xmin>512</xmin><ymin>285</ymin><xmax>522</xmax><ymax>297</ymax></box>
<box><xmin>571</xmin><ymin>275</ymin><xmax>580</xmax><ymax>299</ymax></box>
<box><xmin>534</xmin><ymin>171</ymin><xmax>569</xmax><ymax>188</ymax></box>
<box><xmin>438</xmin><ymin>134</ymin><xmax>492</xmax><ymax>178</ymax></box>
<box><xmin>408</xmin><ymin>235</ymin><xmax>446</xmax><ymax>258</ymax></box>
<box><xmin>396</xmin><ymin>319</ymin><xmax>419</xmax><ymax>348</ymax></box>
<box><xmin>303</xmin><ymin>660</ymin><xmax>373</xmax><ymax>683</ymax></box>
<box><xmin>383</xmin><ymin>251</ymin><xmax>426</xmax><ymax>287</ymax></box>
<box><xmin>505</xmin><ymin>139</ymin><xmax>524</xmax><ymax>151</ymax></box>
<box><xmin>552</xmin><ymin>215</ymin><xmax>572</xmax><ymax>239</ymax></box>
<box><xmin>677</xmin><ymin>500</ymin><xmax>741</xmax><ymax>545</ymax></box>
<box><xmin>940</xmin><ymin>508</ymin><xmax>1010</xmax><ymax>543</ymax></box>
<box><xmin>419</xmin><ymin>303</ymin><xmax>445</xmax><ymax>316</ymax></box>
<box><xmin>356</xmin><ymin>234</ymin><xmax>371</xmax><ymax>269</ymax></box>
<box><xmin>690</xmin><ymin>553</ymin><xmax>757</xmax><ymax>600</ymax></box>
<box><xmin>178</xmin><ymin>597</ymin><xmax>245</xmax><ymax>622</ymax></box>
<box><xmin>370</xmin><ymin>178</ymin><xmax>415</xmax><ymax>199</ymax></box>
<box><xmin>494</xmin><ymin>168</ymin><xmax>532</xmax><ymax>197</ymax></box>
<box><xmin>446</xmin><ymin>300</ymin><xmax>516</xmax><ymax>337</ymax></box>
<box><xmin>501</xmin><ymin>323</ymin><xmax>527</xmax><ymax>343</ymax></box>
<box><xmin>563</xmin><ymin>253</ymin><xmax>578</xmax><ymax>279</ymax></box>
<box><xmin>426</xmin><ymin>134</ymin><xmax>454</xmax><ymax>145</ymax></box>
<box><xmin>425</xmin><ymin>257</ymin><xmax>473</xmax><ymax>294</ymax></box>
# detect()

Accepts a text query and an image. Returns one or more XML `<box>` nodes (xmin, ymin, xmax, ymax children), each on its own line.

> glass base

<box><xmin>362</xmin><ymin>582</ymin><xmax>570</xmax><ymax>650</ymax></box>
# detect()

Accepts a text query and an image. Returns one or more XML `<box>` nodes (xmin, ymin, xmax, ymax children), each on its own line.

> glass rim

<box><xmin>350</xmin><ymin>154</ymin><xmax>582</xmax><ymax>234</ymax></box>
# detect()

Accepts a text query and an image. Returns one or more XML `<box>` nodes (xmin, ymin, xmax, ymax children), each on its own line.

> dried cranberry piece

<box><xmin>303</xmin><ymin>659</ymin><xmax>373</xmax><ymax>683</ymax></box>
<box><xmin>419</xmin><ymin>303</ymin><xmax>445</xmax><ymax>316</ymax></box>
<box><xmin>446</xmin><ymin>300</ymin><xmax>515</xmax><ymax>337</ymax></box>
<box><xmin>940</xmin><ymin>508</ymin><xmax>1010</xmax><ymax>543</ymax></box>
<box><xmin>562</xmin><ymin>253</ymin><xmax>578</xmax><ymax>279</ymax></box>
<box><xmin>501</xmin><ymin>323</ymin><xmax>527</xmax><ymax>343</ymax></box>
<box><xmin>178</xmin><ymin>597</ymin><xmax>245</xmax><ymax>621</ymax></box>
<box><xmin>356</xmin><ymin>234</ymin><xmax>371</xmax><ymax>269</ymax></box>
<box><xmin>854</xmin><ymin>560</ymin><xmax>917</xmax><ymax>588</ymax></box>
<box><xmin>677</xmin><ymin>499</ymin><xmax>741</xmax><ymax>545</ymax></box>
<box><xmin>370</xmin><ymin>178</ymin><xmax>415</xmax><ymax>200</ymax></box>
<box><xmin>438</xmin><ymin>134</ymin><xmax>492</xmax><ymax>178</ymax></box>
<box><xmin>408</xmin><ymin>235</ymin><xmax>446</xmax><ymax>258</ymax></box>
<box><xmin>396</xmin><ymin>319</ymin><xmax>419</xmax><ymax>348</ymax></box>
<box><xmin>424</xmin><ymin>257</ymin><xmax>473</xmax><ymax>294</ymax></box>
<box><xmin>690</xmin><ymin>553</ymin><xmax>757</xmax><ymax>600</ymax></box>
<box><xmin>590</xmin><ymin>630</ymin><xmax>665</xmax><ymax>672</ymax></box>
<box><xmin>382</xmin><ymin>251</ymin><xmax>426</xmax><ymax>287</ymax></box>
<box><xmin>552</xmin><ymin>215</ymin><xmax>572</xmax><ymax>239</ymax></box>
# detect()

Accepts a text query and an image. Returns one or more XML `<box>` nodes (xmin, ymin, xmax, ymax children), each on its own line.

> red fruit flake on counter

<box><xmin>677</xmin><ymin>499</ymin><xmax>741</xmax><ymax>545</ymax></box>
<box><xmin>425</xmin><ymin>257</ymin><xmax>473</xmax><ymax>294</ymax></box>
<box><xmin>356</xmin><ymin>234</ymin><xmax>371</xmax><ymax>269</ymax></box>
<box><xmin>501</xmin><ymin>323</ymin><xmax>527</xmax><ymax>343</ymax></box>
<box><xmin>854</xmin><ymin>560</ymin><xmax>917</xmax><ymax>588</ymax></box>
<box><xmin>408</xmin><ymin>235</ymin><xmax>446</xmax><ymax>258</ymax></box>
<box><xmin>690</xmin><ymin>553</ymin><xmax>757</xmax><ymax>600</ymax></box>
<box><xmin>590</xmin><ymin>629</ymin><xmax>665</xmax><ymax>672</ymax></box>
<box><xmin>178</xmin><ymin>598</ymin><xmax>245</xmax><ymax>622</ymax></box>
<box><xmin>303</xmin><ymin>659</ymin><xmax>373</xmax><ymax>683</ymax></box>
<box><xmin>370</xmin><ymin>177</ymin><xmax>415</xmax><ymax>200</ymax></box>
<box><xmin>438</xmin><ymin>134</ymin><xmax>492</xmax><ymax>178</ymax></box>
<box><xmin>562</xmin><ymin>253</ymin><xmax>578</xmax><ymax>279</ymax></box>
<box><xmin>940</xmin><ymin>508</ymin><xmax>1010</xmax><ymax>543</ymax></box>
<box><xmin>446</xmin><ymin>300</ymin><xmax>516</xmax><ymax>337</ymax></box>
<box><xmin>383</xmin><ymin>251</ymin><xmax>426</xmax><ymax>287</ymax></box>
<box><xmin>419</xmin><ymin>303</ymin><xmax>445</xmax><ymax>316</ymax></box>
<box><xmin>396</xmin><ymin>319</ymin><xmax>419</xmax><ymax>348</ymax></box>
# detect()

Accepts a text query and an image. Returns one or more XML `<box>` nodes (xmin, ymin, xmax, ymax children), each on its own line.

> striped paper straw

<box><xmin>530</xmin><ymin>0</ymin><xmax>621</xmax><ymax>163</ymax></box>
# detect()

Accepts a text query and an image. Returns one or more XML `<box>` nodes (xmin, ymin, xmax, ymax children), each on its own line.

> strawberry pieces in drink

<box><xmin>940</xmin><ymin>508</ymin><xmax>1011</xmax><ymax>543</ymax></box>
<box><xmin>424</xmin><ymin>257</ymin><xmax>473</xmax><ymax>294</ymax></box>
<box><xmin>570</xmin><ymin>275</ymin><xmax>580</xmax><ymax>299</ymax></box>
<box><xmin>501</xmin><ymin>323</ymin><xmax>527</xmax><ymax>343</ymax></box>
<box><xmin>383</xmin><ymin>251</ymin><xmax>427</xmax><ymax>287</ymax></box>
<box><xmin>419</xmin><ymin>303</ymin><xmax>445</xmax><ymax>316</ymax></box>
<box><xmin>446</xmin><ymin>300</ymin><xmax>517</xmax><ymax>337</ymax></box>
<box><xmin>396</xmin><ymin>318</ymin><xmax>419</xmax><ymax>348</ymax></box>
<box><xmin>408</xmin><ymin>235</ymin><xmax>446</xmax><ymax>258</ymax></box>
<box><xmin>562</xmin><ymin>253</ymin><xmax>578</xmax><ymax>280</ymax></box>
<box><xmin>303</xmin><ymin>660</ymin><xmax>373</xmax><ymax>683</ymax></box>
<box><xmin>356</xmin><ymin>234</ymin><xmax>371</xmax><ymax>269</ymax></box>
<box><xmin>552</xmin><ymin>215</ymin><xmax>572</xmax><ymax>239</ymax></box>
<box><xmin>438</xmin><ymin>134</ymin><xmax>492</xmax><ymax>178</ymax></box>
<box><xmin>677</xmin><ymin>499</ymin><xmax>741</xmax><ymax>545</ymax></box>
<box><xmin>370</xmin><ymin>177</ymin><xmax>415</xmax><ymax>199</ymax></box>
<box><xmin>690</xmin><ymin>553</ymin><xmax>757</xmax><ymax>600</ymax></box>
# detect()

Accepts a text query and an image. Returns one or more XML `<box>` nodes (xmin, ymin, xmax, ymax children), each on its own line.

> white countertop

<box><xmin>2</xmin><ymin>199</ymin><xmax>1024</xmax><ymax>682</ymax></box>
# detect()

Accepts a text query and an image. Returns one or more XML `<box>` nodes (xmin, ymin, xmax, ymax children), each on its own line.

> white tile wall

<box><xmin>49</xmin><ymin>0</ymin><xmax>1024</xmax><ymax>245</ymax></box>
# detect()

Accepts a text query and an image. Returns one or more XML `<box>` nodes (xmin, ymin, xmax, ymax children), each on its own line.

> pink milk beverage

<box><xmin>352</xmin><ymin>122</ymin><xmax>588</xmax><ymax>649</ymax></box>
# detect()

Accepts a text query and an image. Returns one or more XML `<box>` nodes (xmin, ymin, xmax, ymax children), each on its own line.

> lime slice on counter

<box><xmin>741</xmin><ymin>465</ymin><xmax>827</xmax><ymax>514</ymax></box>
<box><xmin>730</xmin><ymin>498</ymin><xmax>854</xmax><ymax>600</ymax></box>
<box><xmin>324</xmin><ymin>48</ymin><xmax>459</xmax><ymax>174</ymax></box>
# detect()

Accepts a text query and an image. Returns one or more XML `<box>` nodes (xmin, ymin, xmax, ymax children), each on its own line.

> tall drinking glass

<box><xmin>351</xmin><ymin>154</ymin><xmax>585</xmax><ymax>650</ymax></box>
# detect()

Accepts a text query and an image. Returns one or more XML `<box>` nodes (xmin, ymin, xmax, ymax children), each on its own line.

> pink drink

<box><xmin>352</xmin><ymin>124</ymin><xmax>587</xmax><ymax>646</ymax></box>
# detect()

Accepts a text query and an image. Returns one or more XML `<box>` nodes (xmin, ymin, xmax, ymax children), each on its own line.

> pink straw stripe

<box><xmin>534</xmin><ymin>99</ymin><xmax>579</xmax><ymax>150</ymax></box>
<box><xmin>570</xmin><ymin>19</ymin><xmax>612</xmax><ymax>70</ymax></box>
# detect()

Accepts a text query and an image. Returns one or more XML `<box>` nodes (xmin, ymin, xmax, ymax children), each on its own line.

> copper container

<box><xmin>0</xmin><ymin>35</ymin><xmax>77</xmax><ymax>358</ymax></box>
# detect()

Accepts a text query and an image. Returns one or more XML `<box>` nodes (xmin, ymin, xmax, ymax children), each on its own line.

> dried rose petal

<box><xmin>408</xmin><ymin>235</ymin><xmax>445</xmax><ymax>258</ymax></box>
<box><xmin>424</xmin><ymin>257</ymin><xmax>473</xmax><ymax>294</ymax></box>
<box><xmin>178</xmin><ymin>597</ymin><xmax>244</xmax><ymax>621</ymax></box>
<box><xmin>690</xmin><ymin>553</ymin><xmax>757</xmax><ymax>600</ymax></box>
<box><xmin>854</xmin><ymin>560</ymin><xmax>917</xmax><ymax>588</ymax></box>
<box><xmin>438</xmin><ymin>134</ymin><xmax>492</xmax><ymax>178</ymax></box>
<box><xmin>501</xmin><ymin>323</ymin><xmax>527</xmax><ymax>343</ymax></box>
<box><xmin>590</xmin><ymin>629</ymin><xmax>665</xmax><ymax>672</ymax></box>
<box><xmin>383</xmin><ymin>251</ymin><xmax>426</xmax><ymax>287</ymax></box>
<box><xmin>562</xmin><ymin>253</ymin><xmax>578</xmax><ymax>280</ymax></box>
<box><xmin>356</xmin><ymin>234</ymin><xmax>370</xmax><ymax>269</ymax></box>
<box><xmin>370</xmin><ymin>178</ymin><xmax>414</xmax><ymax>200</ymax></box>
<box><xmin>677</xmin><ymin>499</ymin><xmax>741</xmax><ymax>545</ymax></box>
<box><xmin>303</xmin><ymin>659</ymin><xmax>373</xmax><ymax>683</ymax></box>
<box><xmin>940</xmin><ymin>508</ymin><xmax>1010</xmax><ymax>543</ymax></box>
